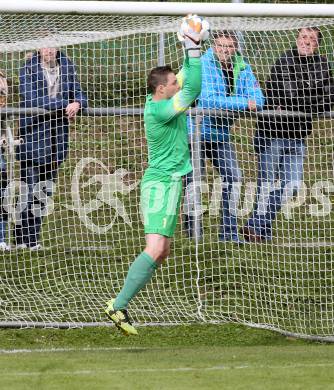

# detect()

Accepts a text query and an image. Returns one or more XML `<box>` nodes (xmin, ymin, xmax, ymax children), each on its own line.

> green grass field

<box><xmin>0</xmin><ymin>324</ymin><xmax>334</xmax><ymax>390</ymax></box>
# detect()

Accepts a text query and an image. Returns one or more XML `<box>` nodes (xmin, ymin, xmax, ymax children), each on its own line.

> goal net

<box><xmin>0</xmin><ymin>4</ymin><xmax>333</xmax><ymax>341</ymax></box>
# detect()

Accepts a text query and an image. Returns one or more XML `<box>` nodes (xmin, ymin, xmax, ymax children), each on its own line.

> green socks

<box><xmin>114</xmin><ymin>252</ymin><xmax>158</xmax><ymax>310</ymax></box>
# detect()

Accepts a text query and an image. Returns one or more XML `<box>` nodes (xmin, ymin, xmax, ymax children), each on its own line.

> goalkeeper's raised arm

<box><xmin>104</xmin><ymin>15</ymin><xmax>209</xmax><ymax>337</ymax></box>
<box><xmin>146</xmin><ymin>15</ymin><xmax>209</xmax><ymax>124</ymax></box>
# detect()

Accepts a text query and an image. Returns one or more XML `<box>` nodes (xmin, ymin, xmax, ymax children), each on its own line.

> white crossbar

<box><xmin>0</xmin><ymin>1</ymin><xmax>333</xmax><ymax>17</ymax></box>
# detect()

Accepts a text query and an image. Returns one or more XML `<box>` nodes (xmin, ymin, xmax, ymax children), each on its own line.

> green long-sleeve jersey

<box><xmin>143</xmin><ymin>56</ymin><xmax>202</xmax><ymax>178</ymax></box>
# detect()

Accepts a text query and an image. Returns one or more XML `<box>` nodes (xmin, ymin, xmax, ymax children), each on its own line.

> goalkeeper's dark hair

<box><xmin>212</xmin><ymin>30</ymin><xmax>238</xmax><ymax>45</ymax></box>
<box><xmin>147</xmin><ymin>65</ymin><xmax>174</xmax><ymax>94</ymax></box>
<box><xmin>297</xmin><ymin>27</ymin><xmax>322</xmax><ymax>45</ymax></box>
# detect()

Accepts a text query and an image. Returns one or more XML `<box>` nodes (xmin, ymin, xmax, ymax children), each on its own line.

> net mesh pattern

<box><xmin>0</xmin><ymin>13</ymin><xmax>332</xmax><ymax>339</ymax></box>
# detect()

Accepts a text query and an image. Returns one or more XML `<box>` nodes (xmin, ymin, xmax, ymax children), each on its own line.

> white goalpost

<box><xmin>0</xmin><ymin>1</ymin><xmax>333</xmax><ymax>342</ymax></box>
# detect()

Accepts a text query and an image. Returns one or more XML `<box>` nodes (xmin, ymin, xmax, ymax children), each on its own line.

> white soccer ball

<box><xmin>180</xmin><ymin>15</ymin><xmax>210</xmax><ymax>42</ymax></box>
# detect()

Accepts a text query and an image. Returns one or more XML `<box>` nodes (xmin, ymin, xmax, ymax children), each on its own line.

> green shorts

<box><xmin>140</xmin><ymin>172</ymin><xmax>183</xmax><ymax>238</ymax></box>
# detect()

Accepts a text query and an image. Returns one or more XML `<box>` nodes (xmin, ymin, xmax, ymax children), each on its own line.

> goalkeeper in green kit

<box><xmin>105</xmin><ymin>15</ymin><xmax>210</xmax><ymax>335</ymax></box>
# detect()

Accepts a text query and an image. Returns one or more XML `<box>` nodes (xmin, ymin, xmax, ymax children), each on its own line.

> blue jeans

<box><xmin>245</xmin><ymin>137</ymin><xmax>306</xmax><ymax>239</ymax></box>
<box><xmin>184</xmin><ymin>139</ymin><xmax>243</xmax><ymax>238</ymax></box>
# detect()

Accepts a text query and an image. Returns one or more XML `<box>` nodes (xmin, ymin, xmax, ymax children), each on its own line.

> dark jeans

<box><xmin>184</xmin><ymin>140</ymin><xmax>242</xmax><ymax>239</ymax></box>
<box><xmin>0</xmin><ymin>152</ymin><xmax>7</xmax><ymax>242</ymax></box>
<box><xmin>14</xmin><ymin>162</ymin><xmax>59</xmax><ymax>247</ymax></box>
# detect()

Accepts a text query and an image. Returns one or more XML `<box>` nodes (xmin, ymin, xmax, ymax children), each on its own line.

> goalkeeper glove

<box><xmin>177</xmin><ymin>14</ymin><xmax>210</xmax><ymax>58</ymax></box>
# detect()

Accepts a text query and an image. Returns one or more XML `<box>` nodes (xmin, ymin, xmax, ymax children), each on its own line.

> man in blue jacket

<box><xmin>15</xmin><ymin>47</ymin><xmax>88</xmax><ymax>250</ymax></box>
<box><xmin>185</xmin><ymin>30</ymin><xmax>264</xmax><ymax>242</ymax></box>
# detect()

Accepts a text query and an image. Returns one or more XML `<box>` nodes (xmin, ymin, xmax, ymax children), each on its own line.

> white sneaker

<box><xmin>16</xmin><ymin>244</ymin><xmax>27</xmax><ymax>250</ymax></box>
<box><xmin>0</xmin><ymin>242</ymin><xmax>10</xmax><ymax>251</ymax></box>
<box><xmin>30</xmin><ymin>244</ymin><xmax>42</xmax><ymax>251</ymax></box>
